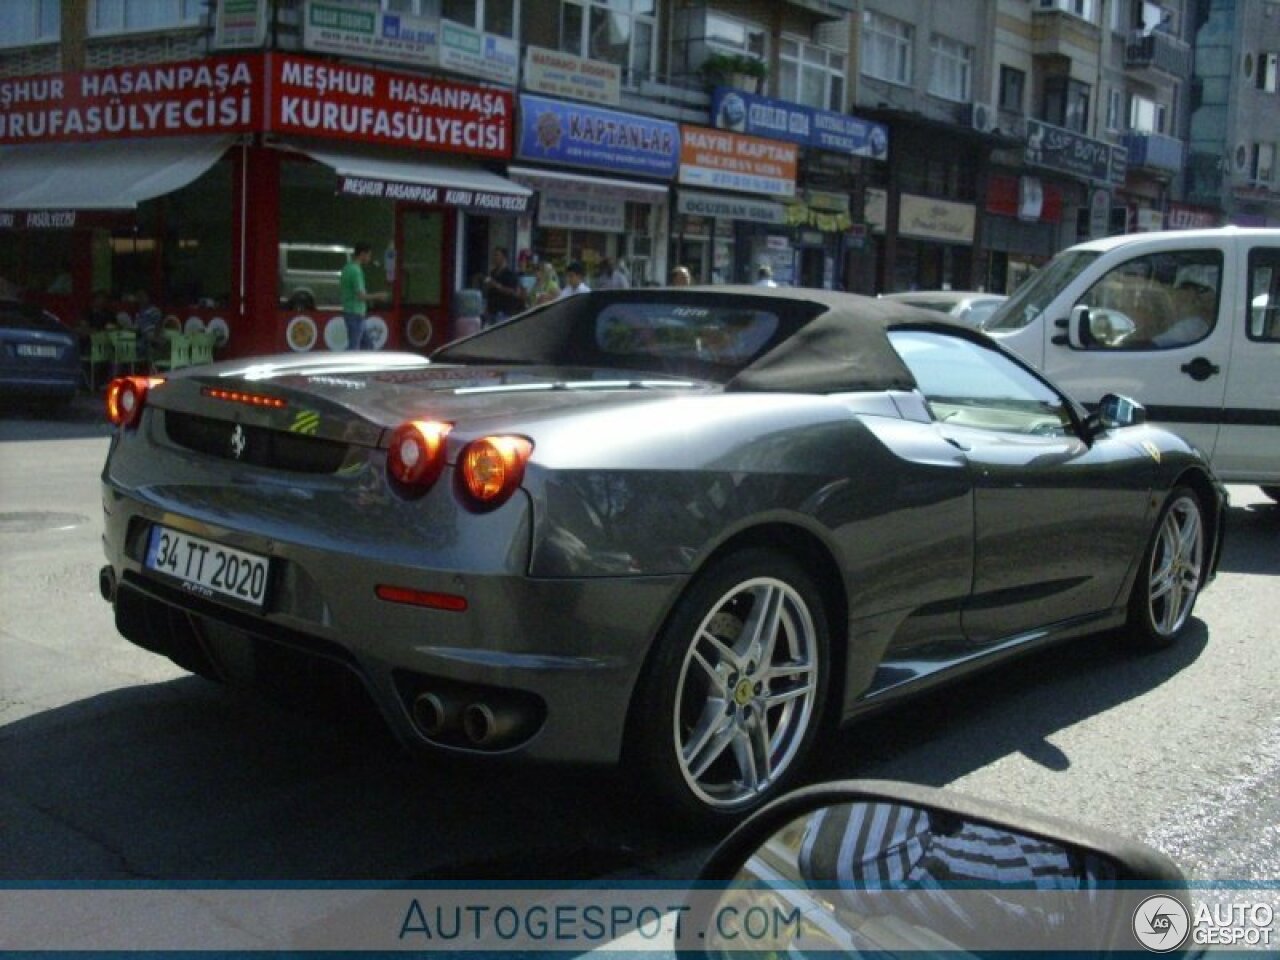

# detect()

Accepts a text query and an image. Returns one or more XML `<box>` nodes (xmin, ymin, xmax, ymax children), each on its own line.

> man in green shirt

<box><xmin>340</xmin><ymin>242</ymin><xmax>387</xmax><ymax>350</ymax></box>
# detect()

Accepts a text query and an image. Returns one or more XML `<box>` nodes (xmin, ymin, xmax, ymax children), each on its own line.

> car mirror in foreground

<box><xmin>1087</xmin><ymin>393</ymin><xmax>1148</xmax><ymax>438</ymax></box>
<box><xmin>684</xmin><ymin>780</ymin><xmax>1190</xmax><ymax>958</ymax></box>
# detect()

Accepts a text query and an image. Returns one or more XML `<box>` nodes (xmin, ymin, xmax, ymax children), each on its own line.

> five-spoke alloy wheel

<box><xmin>631</xmin><ymin>549</ymin><xmax>829</xmax><ymax>822</ymax></box>
<box><xmin>1128</xmin><ymin>487</ymin><xmax>1206</xmax><ymax>648</ymax></box>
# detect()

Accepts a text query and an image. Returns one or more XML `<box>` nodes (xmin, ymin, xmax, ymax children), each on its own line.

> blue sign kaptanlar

<box><xmin>710</xmin><ymin>88</ymin><xmax>889</xmax><ymax>159</ymax></box>
<box><xmin>517</xmin><ymin>94</ymin><xmax>679</xmax><ymax>179</ymax></box>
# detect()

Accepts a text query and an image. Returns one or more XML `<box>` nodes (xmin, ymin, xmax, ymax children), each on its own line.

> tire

<box><xmin>1126</xmin><ymin>487</ymin><xmax>1206</xmax><ymax>649</ymax></box>
<box><xmin>629</xmin><ymin>549</ymin><xmax>830</xmax><ymax>824</ymax></box>
<box><xmin>1262</xmin><ymin>486</ymin><xmax>1280</xmax><ymax>504</ymax></box>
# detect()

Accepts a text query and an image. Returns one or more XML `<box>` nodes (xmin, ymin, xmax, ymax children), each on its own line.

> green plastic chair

<box><xmin>188</xmin><ymin>331</ymin><xmax>216</xmax><ymax>366</ymax></box>
<box><xmin>83</xmin><ymin>331</ymin><xmax>113</xmax><ymax>390</ymax></box>
<box><xmin>152</xmin><ymin>331</ymin><xmax>191</xmax><ymax>373</ymax></box>
<box><xmin>107</xmin><ymin>330</ymin><xmax>141</xmax><ymax>375</ymax></box>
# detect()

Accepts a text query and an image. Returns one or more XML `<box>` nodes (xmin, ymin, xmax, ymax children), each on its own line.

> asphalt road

<box><xmin>2</xmin><ymin>398</ymin><xmax>1278</xmax><ymax>888</ymax></box>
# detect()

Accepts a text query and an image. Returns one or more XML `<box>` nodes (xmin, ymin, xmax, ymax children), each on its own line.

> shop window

<box><xmin>0</xmin><ymin>0</ymin><xmax>58</xmax><ymax>47</ymax></box>
<box><xmin>1042</xmin><ymin>75</ymin><xmax>1090</xmax><ymax>133</ymax></box>
<box><xmin>860</xmin><ymin>10</ymin><xmax>913</xmax><ymax>87</ymax></box>
<box><xmin>779</xmin><ymin>37</ymin><xmax>845</xmax><ymax>112</ymax></box>
<box><xmin>998</xmin><ymin>66</ymin><xmax>1025</xmax><ymax>113</ymax></box>
<box><xmin>91</xmin><ymin>0</ymin><xmax>202</xmax><ymax>34</ymax></box>
<box><xmin>431</xmin><ymin>0</ymin><xmax>516</xmax><ymax>38</ymax></box>
<box><xmin>928</xmin><ymin>35</ymin><xmax>972</xmax><ymax>103</ymax></box>
<box><xmin>560</xmin><ymin>1</ymin><xmax>656</xmax><ymax>88</ymax></box>
<box><xmin>279</xmin><ymin>157</ymin><xmax>393</xmax><ymax>309</ymax></box>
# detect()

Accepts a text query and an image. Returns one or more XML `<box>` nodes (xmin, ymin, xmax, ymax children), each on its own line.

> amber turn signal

<box><xmin>387</xmin><ymin>420</ymin><xmax>451</xmax><ymax>489</ymax></box>
<box><xmin>105</xmin><ymin>376</ymin><xmax>164</xmax><ymax>429</ymax></box>
<box><xmin>459</xmin><ymin>436</ymin><xmax>533</xmax><ymax>509</ymax></box>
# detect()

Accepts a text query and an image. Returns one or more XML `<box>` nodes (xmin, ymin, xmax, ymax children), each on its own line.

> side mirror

<box><xmin>1087</xmin><ymin>393</ymin><xmax>1148</xmax><ymax>437</ymax></box>
<box><xmin>686</xmin><ymin>780</ymin><xmax>1189</xmax><ymax>957</ymax></box>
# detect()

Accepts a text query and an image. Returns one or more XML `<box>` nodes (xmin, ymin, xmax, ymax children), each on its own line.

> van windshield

<box><xmin>983</xmin><ymin>250</ymin><xmax>1101</xmax><ymax>332</ymax></box>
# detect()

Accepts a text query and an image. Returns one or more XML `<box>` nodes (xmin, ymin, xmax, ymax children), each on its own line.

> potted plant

<box><xmin>698</xmin><ymin>51</ymin><xmax>768</xmax><ymax>93</ymax></box>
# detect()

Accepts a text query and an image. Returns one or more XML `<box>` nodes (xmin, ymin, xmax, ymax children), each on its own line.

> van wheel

<box><xmin>1262</xmin><ymin>486</ymin><xmax>1280</xmax><ymax>504</ymax></box>
<box><xmin>1126</xmin><ymin>487</ymin><xmax>1205</xmax><ymax>649</ymax></box>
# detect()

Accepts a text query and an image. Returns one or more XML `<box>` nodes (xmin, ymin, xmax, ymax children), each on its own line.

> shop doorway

<box><xmin>397</xmin><ymin>207</ymin><xmax>453</xmax><ymax>351</ymax></box>
<box><xmin>676</xmin><ymin>236</ymin><xmax>710</xmax><ymax>285</ymax></box>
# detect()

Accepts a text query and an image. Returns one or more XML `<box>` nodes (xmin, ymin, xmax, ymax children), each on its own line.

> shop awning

<box><xmin>0</xmin><ymin>136</ymin><xmax>234</xmax><ymax>210</ymax></box>
<box><xmin>507</xmin><ymin>166</ymin><xmax>670</xmax><ymax>205</ymax></box>
<box><xmin>297</xmin><ymin>145</ymin><xmax>533</xmax><ymax>215</ymax></box>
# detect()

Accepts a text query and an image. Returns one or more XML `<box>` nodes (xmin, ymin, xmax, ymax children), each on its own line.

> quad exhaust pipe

<box><xmin>410</xmin><ymin>689</ymin><xmax>532</xmax><ymax>748</ymax></box>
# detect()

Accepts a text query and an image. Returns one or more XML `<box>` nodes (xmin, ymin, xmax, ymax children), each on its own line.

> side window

<box><xmin>1247</xmin><ymin>247</ymin><xmax>1280</xmax><ymax>342</ymax></box>
<box><xmin>1076</xmin><ymin>250</ymin><xmax>1222</xmax><ymax>350</ymax></box>
<box><xmin>889</xmin><ymin>330</ymin><xmax>1074</xmax><ymax>437</ymax></box>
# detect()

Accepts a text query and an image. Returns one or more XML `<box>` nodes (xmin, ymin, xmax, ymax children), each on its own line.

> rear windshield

<box><xmin>434</xmin><ymin>291</ymin><xmax>823</xmax><ymax>382</ymax></box>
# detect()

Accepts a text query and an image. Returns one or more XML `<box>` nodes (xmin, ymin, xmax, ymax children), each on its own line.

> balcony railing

<box><xmin>1124</xmin><ymin>30</ymin><xmax>1192</xmax><ymax>79</ymax></box>
<box><xmin>1124</xmin><ymin>131</ymin><xmax>1185</xmax><ymax>175</ymax></box>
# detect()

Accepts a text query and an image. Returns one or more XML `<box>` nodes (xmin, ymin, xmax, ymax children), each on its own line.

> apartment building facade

<box><xmin>1</xmin><ymin>0</ymin><xmax>1269</xmax><ymax>359</ymax></box>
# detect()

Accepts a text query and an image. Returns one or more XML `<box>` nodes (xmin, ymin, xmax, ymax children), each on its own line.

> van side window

<box><xmin>1076</xmin><ymin>250</ymin><xmax>1222</xmax><ymax>350</ymax></box>
<box><xmin>1247</xmin><ymin>248</ymin><xmax>1280</xmax><ymax>342</ymax></box>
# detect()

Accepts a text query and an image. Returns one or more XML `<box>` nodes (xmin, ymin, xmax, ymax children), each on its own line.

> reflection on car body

<box><xmin>98</xmin><ymin>288</ymin><xmax>1225</xmax><ymax>821</ymax></box>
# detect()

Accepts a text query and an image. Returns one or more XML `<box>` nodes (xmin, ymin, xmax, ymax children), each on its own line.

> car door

<box><xmin>1213</xmin><ymin>242</ymin><xmax>1280</xmax><ymax>483</ymax></box>
<box><xmin>1040</xmin><ymin>243</ymin><xmax>1233</xmax><ymax>460</ymax></box>
<box><xmin>890</xmin><ymin>329</ymin><xmax>1154</xmax><ymax>645</ymax></box>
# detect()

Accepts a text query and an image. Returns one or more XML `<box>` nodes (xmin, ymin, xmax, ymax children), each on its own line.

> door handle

<box><xmin>1179</xmin><ymin>356</ymin><xmax>1221</xmax><ymax>381</ymax></box>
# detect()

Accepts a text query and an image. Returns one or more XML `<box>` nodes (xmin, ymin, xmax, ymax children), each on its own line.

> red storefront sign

<box><xmin>269</xmin><ymin>55</ymin><xmax>512</xmax><ymax>159</ymax></box>
<box><xmin>0</xmin><ymin>57</ymin><xmax>262</xmax><ymax>144</ymax></box>
<box><xmin>0</xmin><ymin>54</ymin><xmax>513</xmax><ymax>158</ymax></box>
<box><xmin>986</xmin><ymin>174</ymin><xmax>1063</xmax><ymax>223</ymax></box>
<box><xmin>1167</xmin><ymin>203</ymin><xmax>1220</xmax><ymax>230</ymax></box>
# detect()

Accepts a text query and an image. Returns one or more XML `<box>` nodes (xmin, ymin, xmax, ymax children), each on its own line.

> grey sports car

<box><xmin>99</xmin><ymin>288</ymin><xmax>1224</xmax><ymax>821</ymax></box>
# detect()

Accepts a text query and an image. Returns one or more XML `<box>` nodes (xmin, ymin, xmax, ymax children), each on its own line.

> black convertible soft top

<box><xmin>433</xmin><ymin>287</ymin><xmax>972</xmax><ymax>394</ymax></box>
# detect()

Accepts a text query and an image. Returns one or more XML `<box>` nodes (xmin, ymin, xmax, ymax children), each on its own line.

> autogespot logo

<box><xmin>1133</xmin><ymin>895</ymin><xmax>1191</xmax><ymax>952</ymax></box>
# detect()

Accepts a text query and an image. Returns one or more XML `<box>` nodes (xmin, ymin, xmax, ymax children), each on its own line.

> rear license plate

<box><xmin>16</xmin><ymin>344</ymin><xmax>59</xmax><ymax>358</ymax></box>
<box><xmin>145</xmin><ymin>525</ymin><xmax>270</xmax><ymax>611</ymax></box>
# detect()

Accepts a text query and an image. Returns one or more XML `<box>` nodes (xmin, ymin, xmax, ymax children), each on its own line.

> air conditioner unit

<box><xmin>971</xmin><ymin>101</ymin><xmax>997</xmax><ymax>133</ymax></box>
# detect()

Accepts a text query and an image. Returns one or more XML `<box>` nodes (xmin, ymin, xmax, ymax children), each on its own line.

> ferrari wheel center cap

<box><xmin>733</xmin><ymin>679</ymin><xmax>754</xmax><ymax>706</ymax></box>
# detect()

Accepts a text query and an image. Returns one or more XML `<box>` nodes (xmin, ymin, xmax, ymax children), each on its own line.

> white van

<box><xmin>985</xmin><ymin>227</ymin><xmax>1280</xmax><ymax>499</ymax></box>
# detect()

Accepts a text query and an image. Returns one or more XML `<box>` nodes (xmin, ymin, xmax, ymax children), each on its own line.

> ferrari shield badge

<box><xmin>1141</xmin><ymin>440</ymin><xmax>1162</xmax><ymax>464</ymax></box>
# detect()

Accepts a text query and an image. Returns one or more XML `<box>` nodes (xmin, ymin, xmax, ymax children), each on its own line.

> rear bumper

<box><xmin>101</xmin><ymin>480</ymin><xmax>686</xmax><ymax>765</ymax></box>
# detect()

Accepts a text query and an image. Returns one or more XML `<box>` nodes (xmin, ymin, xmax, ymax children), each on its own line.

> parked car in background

<box><xmin>98</xmin><ymin>288</ymin><xmax>1224</xmax><ymax>822</ymax></box>
<box><xmin>0</xmin><ymin>299</ymin><xmax>79</xmax><ymax>408</ymax></box>
<box><xmin>278</xmin><ymin>243</ymin><xmax>352</xmax><ymax>310</ymax></box>
<box><xmin>984</xmin><ymin>227</ymin><xmax>1280</xmax><ymax>501</ymax></box>
<box><xmin>881</xmin><ymin>290</ymin><xmax>1009</xmax><ymax>328</ymax></box>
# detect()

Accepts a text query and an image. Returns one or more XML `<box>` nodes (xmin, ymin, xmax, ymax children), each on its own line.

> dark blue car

<box><xmin>0</xmin><ymin>299</ymin><xmax>80</xmax><ymax>407</ymax></box>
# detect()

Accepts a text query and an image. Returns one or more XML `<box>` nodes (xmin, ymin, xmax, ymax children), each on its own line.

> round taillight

<box><xmin>387</xmin><ymin>420</ymin><xmax>451</xmax><ymax>489</ymax></box>
<box><xmin>106</xmin><ymin>376</ymin><xmax>163</xmax><ymax>428</ymax></box>
<box><xmin>459</xmin><ymin>436</ymin><xmax>533</xmax><ymax>509</ymax></box>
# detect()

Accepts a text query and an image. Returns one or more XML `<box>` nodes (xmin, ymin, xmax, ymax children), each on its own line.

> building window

<box><xmin>861</xmin><ymin>11</ymin><xmax>913</xmax><ymax>86</ymax></box>
<box><xmin>560</xmin><ymin>1</ymin><xmax>656</xmax><ymax>88</ymax></box>
<box><xmin>1252</xmin><ymin>143</ymin><xmax>1275</xmax><ymax>184</ymax></box>
<box><xmin>779</xmin><ymin>36</ymin><xmax>845</xmax><ymax>111</ymax></box>
<box><xmin>1043</xmin><ymin>75</ymin><xmax>1090</xmax><ymax>132</ymax></box>
<box><xmin>1129</xmin><ymin>94</ymin><xmax>1166</xmax><ymax>133</ymax></box>
<box><xmin>434</xmin><ymin>0</ymin><xmax>517</xmax><ymax>36</ymax></box>
<box><xmin>91</xmin><ymin>0</ymin><xmax>203</xmax><ymax>34</ymax></box>
<box><xmin>928</xmin><ymin>35</ymin><xmax>972</xmax><ymax>102</ymax></box>
<box><xmin>705</xmin><ymin>11</ymin><xmax>767</xmax><ymax>59</ymax></box>
<box><xmin>0</xmin><ymin>0</ymin><xmax>58</xmax><ymax>47</ymax></box>
<box><xmin>998</xmin><ymin>65</ymin><xmax>1025</xmax><ymax>112</ymax></box>
<box><xmin>1106</xmin><ymin>88</ymin><xmax>1123</xmax><ymax>130</ymax></box>
<box><xmin>1257</xmin><ymin>52</ymin><xmax>1280</xmax><ymax>92</ymax></box>
<box><xmin>1038</xmin><ymin>0</ymin><xmax>1096</xmax><ymax>22</ymax></box>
